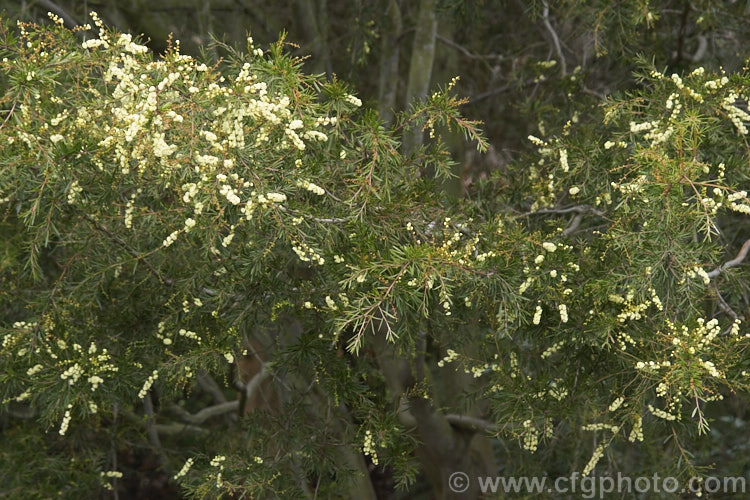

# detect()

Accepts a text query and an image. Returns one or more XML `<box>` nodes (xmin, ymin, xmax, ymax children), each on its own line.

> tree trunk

<box><xmin>377</xmin><ymin>0</ymin><xmax>402</xmax><ymax>126</ymax></box>
<box><xmin>295</xmin><ymin>0</ymin><xmax>332</xmax><ymax>76</ymax></box>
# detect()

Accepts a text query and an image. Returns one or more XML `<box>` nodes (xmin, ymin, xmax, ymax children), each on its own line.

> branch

<box><xmin>143</xmin><ymin>395</ymin><xmax>162</xmax><ymax>451</ymax></box>
<box><xmin>153</xmin><ymin>421</ymin><xmax>208</xmax><ymax>435</ymax></box>
<box><xmin>6</xmin><ymin>404</ymin><xmax>35</xmax><ymax>419</ymax></box>
<box><xmin>245</xmin><ymin>364</ymin><xmax>271</xmax><ymax>401</ymax></box>
<box><xmin>120</xmin><ymin>406</ymin><xmax>207</xmax><ymax>435</ymax></box>
<box><xmin>110</xmin><ymin>403</ymin><xmax>120</xmax><ymax>500</ymax></box>
<box><xmin>310</xmin><ymin>216</ymin><xmax>348</xmax><ymax>223</ymax></box>
<box><xmin>445</xmin><ymin>414</ymin><xmax>497</xmax><ymax>433</ymax></box>
<box><xmin>234</xmin><ymin>360</ymin><xmax>273</xmax><ymax>416</ymax></box>
<box><xmin>168</xmin><ymin>401</ymin><xmax>239</xmax><ymax>424</ymax></box>
<box><xmin>415</xmin><ymin>330</ymin><xmax>427</xmax><ymax>383</ymax></box>
<box><xmin>197</xmin><ymin>371</ymin><xmax>228</xmax><ymax>403</ymax></box>
<box><xmin>370</xmin><ymin>328</ymin><xmax>458</xmax><ymax>459</ymax></box>
<box><xmin>689</xmin><ymin>35</ymin><xmax>708</xmax><ymax>63</ymax></box>
<box><xmin>396</xmin><ymin>406</ymin><xmax>499</xmax><ymax>434</ymax></box>
<box><xmin>142</xmin><ymin>394</ymin><xmax>172</xmax><ymax>475</ymax></box>
<box><xmin>561</xmin><ymin>213</ymin><xmax>583</xmax><ymax>237</ymax></box>
<box><xmin>377</xmin><ymin>0</ymin><xmax>402</xmax><ymax>125</ymax></box>
<box><xmin>542</xmin><ymin>1</ymin><xmax>567</xmax><ymax>76</ymax></box>
<box><xmin>707</xmin><ymin>239</ymin><xmax>750</xmax><ymax>278</ymax></box>
<box><xmin>673</xmin><ymin>2</ymin><xmax>690</xmax><ymax>66</ymax></box>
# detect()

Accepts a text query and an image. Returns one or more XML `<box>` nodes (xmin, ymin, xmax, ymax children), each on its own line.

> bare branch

<box><xmin>711</xmin><ymin>284</ymin><xmax>740</xmax><ymax>321</ymax></box>
<box><xmin>120</xmin><ymin>406</ymin><xmax>206</xmax><ymax>435</ymax></box>
<box><xmin>542</xmin><ymin>2</ymin><xmax>567</xmax><ymax>76</ymax></box>
<box><xmin>169</xmin><ymin>401</ymin><xmax>239</xmax><ymax>424</ymax></box>
<box><xmin>445</xmin><ymin>414</ymin><xmax>497</xmax><ymax>433</ymax></box>
<box><xmin>707</xmin><ymin>239</ymin><xmax>750</xmax><ymax>278</ymax></box>
<box><xmin>245</xmin><ymin>364</ymin><xmax>271</xmax><ymax>401</ymax></box>
<box><xmin>690</xmin><ymin>35</ymin><xmax>708</xmax><ymax>63</ymax></box>
<box><xmin>562</xmin><ymin>213</ymin><xmax>583</xmax><ymax>237</ymax></box>
<box><xmin>143</xmin><ymin>395</ymin><xmax>162</xmax><ymax>451</ymax></box>
<box><xmin>396</xmin><ymin>405</ymin><xmax>501</xmax><ymax>434</ymax></box>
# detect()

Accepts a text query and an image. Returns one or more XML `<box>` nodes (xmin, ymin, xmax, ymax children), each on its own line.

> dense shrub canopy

<box><xmin>1</xmin><ymin>10</ymin><xmax>750</xmax><ymax>499</ymax></box>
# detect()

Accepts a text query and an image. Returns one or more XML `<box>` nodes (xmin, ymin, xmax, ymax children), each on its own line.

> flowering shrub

<box><xmin>1</xmin><ymin>12</ymin><xmax>750</xmax><ymax>498</ymax></box>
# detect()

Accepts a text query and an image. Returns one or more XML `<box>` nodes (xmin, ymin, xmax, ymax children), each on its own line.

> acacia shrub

<box><xmin>1</xmin><ymin>12</ymin><xmax>750</xmax><ymax>499</ymax></box>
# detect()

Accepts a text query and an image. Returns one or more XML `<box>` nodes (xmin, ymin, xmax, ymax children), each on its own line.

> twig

<box><xmin>711</xmin><ymin>284</ymin><xmax>739</xmax><ymax>321</ymax></box>
<box><xmin>310</xmin><ymin>216</ymin><xmax>348</xmax><ymax>223</ymax></box>
<box><xmin>466</xmin><ymin>78</ymin><xmax>537</xmax><ymax>105</ymax></box>
<box><xmin>542</xmin><ymin>1</ymin><xmax>567</xmax><ymax>76</ymax></box>
<box><xmin>517</xmin><ymin>204</ymin><xmax>606</xmax><ymax>218</ymax></box>
<box><xmin>84</xmin><ymin>214</ymin><xmax>219</xmax><ymax>295</ymax></box>
<box><xmin>84</xmin><ymin>215</ymin><xmax>173</xmax><ymax>286</ymax></box>
<box><xmin>707</xmin><ymin>239</ymin><xmax>750</xmax><ymax>278</ymax></box>
<box><xmin>580</xmin><ymin>84</ymin><xmax>607</xmax><ymax>101</ymax></box>
<box><xmin>0</xmin><ymin>100</ymin><xmax>17</xmax><ymax>133</ymax></box>
<box><xmin>37</xmin><ymin>0</ymin><xmax>79</xmax><ymax>28</ymax></box>
<box><xmin>276</xmin><ymin>204</ymin><xmax>347</xmax><ymax>223</ymax></box>
<box><xmin>436</xmin><ymin>34</ymin><xmax>504</xmax><ymax>61</ymax></box>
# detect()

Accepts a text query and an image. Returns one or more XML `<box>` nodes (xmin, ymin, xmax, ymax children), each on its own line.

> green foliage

<box><xmin>2</xmin><ymin>10</ymin><xmax>750</xmax><ymax>499</ymax></box>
